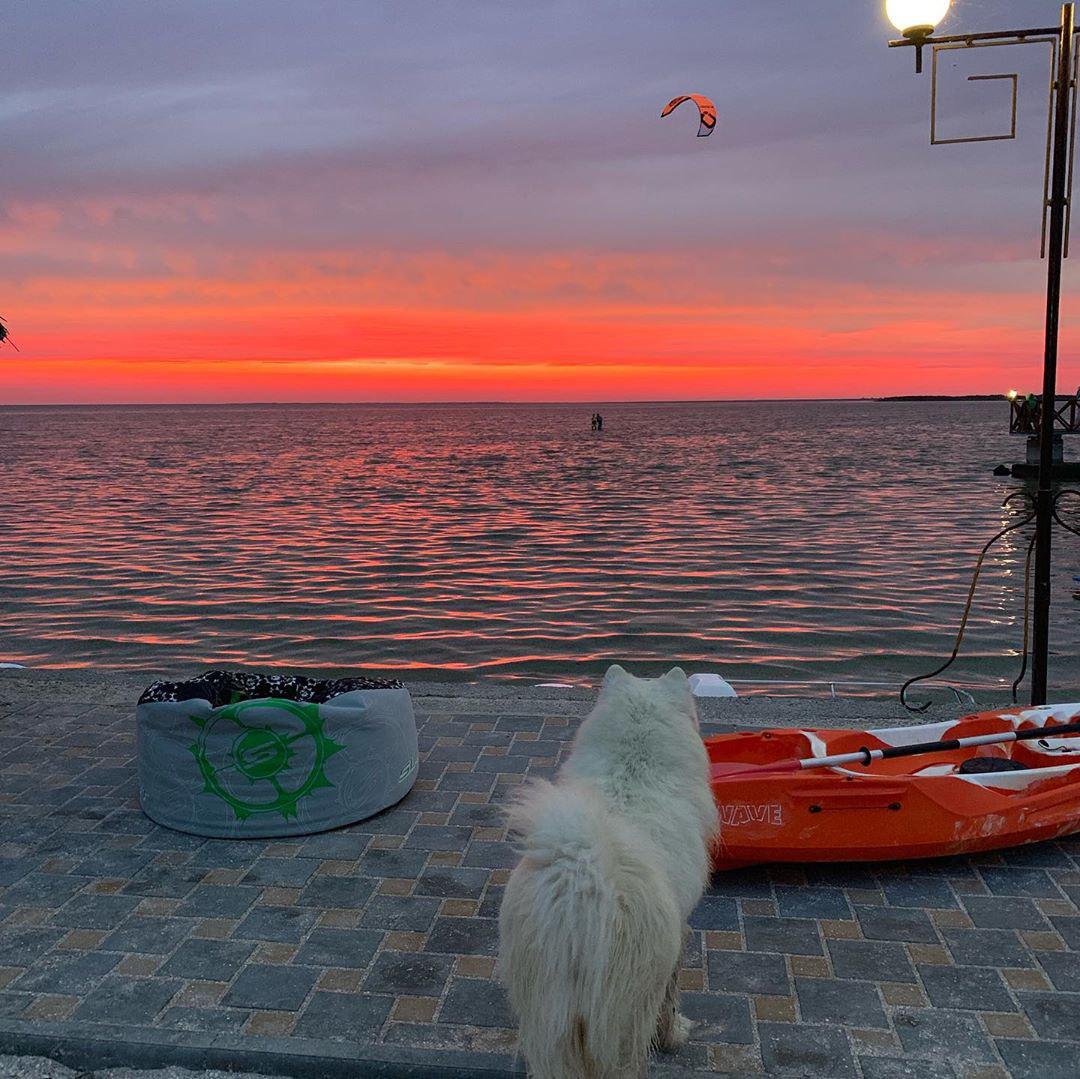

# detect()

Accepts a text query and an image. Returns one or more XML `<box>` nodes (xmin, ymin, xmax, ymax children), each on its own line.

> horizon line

<box><xmin>0</xmin><ymin>394</ymin><xmax>1009</xmax><ymax>409</ymax></box>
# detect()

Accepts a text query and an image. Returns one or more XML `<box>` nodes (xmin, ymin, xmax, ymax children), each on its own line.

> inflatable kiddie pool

<box><xmin>137</xmin><ymin>670</ymin><xmax>419</xmax><ymax>838</ymax></box>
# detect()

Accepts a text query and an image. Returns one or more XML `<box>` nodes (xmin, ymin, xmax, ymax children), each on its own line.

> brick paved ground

<box><xmin>1</xmin><ymin>690</ymin><xmax>1079</xmax><ymax>1077</ymax></box>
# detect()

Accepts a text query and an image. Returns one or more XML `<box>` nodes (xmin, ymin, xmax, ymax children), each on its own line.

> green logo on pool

<box><xmin>188</xmin><ymin>699</ymin><xmax>344</xmax><ymax>822</ymax></box>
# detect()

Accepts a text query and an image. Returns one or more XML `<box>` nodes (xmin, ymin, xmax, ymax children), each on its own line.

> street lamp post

<box><xmin>888</xmin><ymin>1</ymin><xmax>1079</xmax><ymax>706</ymax></box>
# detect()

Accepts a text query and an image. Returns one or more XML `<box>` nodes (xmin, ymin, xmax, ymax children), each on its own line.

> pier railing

<box><xmin>1009</xmin><ymin>394</ymin><xmax>1080</xmax><ymax>436</ymax></box>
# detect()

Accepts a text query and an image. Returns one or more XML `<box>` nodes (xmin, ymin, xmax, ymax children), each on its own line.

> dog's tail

<box><xmin>498</xmin><ymin>780</ymin><xmax>683</xmax><ymax>1079</ymax></box>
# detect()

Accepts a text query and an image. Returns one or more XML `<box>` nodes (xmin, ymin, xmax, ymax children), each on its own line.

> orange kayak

<box><xmin>706</xmin><ymin>704</ymin><xmax>1080</xmax><ymax>869</ymax></box>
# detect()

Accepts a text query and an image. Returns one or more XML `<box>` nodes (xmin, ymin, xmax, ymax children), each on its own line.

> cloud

<box><xmin>2</xmin><ymin>0</ymin><xmax>1078</xmax><ymax>402</ymax></box>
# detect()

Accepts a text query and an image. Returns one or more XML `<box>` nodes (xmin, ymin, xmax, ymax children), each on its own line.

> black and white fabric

<box><xmin>139</xmin><ymin>669</ymin><xmax>404</xmax><ymax>707</ymax></box>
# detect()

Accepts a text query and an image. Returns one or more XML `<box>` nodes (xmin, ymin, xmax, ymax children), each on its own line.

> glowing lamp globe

<box><xmin>1007</xmin><ymin>389</ymin><xmax>1019</xmax><ymax>401</ymax></box>
<box><xmin>886</xmin><ymin>0</ymin><xmax>951</xmax><ymax>37</ymax></box>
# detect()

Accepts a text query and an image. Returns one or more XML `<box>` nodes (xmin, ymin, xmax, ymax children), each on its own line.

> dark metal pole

<box><xmin>1031</xmin><ymin>3</ymin><xmax>1074</xmax><ymax>705</ymax></box>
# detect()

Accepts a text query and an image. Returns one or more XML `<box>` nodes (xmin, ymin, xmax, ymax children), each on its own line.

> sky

<box><xmin>3</xmin><ymin>0</ymin><xmax>1080</xmax><ymax>403</ymax></box>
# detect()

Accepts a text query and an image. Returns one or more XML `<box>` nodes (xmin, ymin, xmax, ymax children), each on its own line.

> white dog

<box><xmin>499</xmin><ymin>665</ymin><xmax>719</xmax><ymax>1079</ymax></box>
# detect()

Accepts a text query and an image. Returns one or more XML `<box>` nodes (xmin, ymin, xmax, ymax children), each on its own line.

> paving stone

<box><xmin>295</xmin><ymin>875</ymin><xmax>374</xmax><ymax>909</ymax></box>
<box><xmin>99</xmin><ymin>915</ymin><xmax>193</xmax><ymax>954</ymax></box>
<box><xmin>292</xmin><ymin>989</ymin><xmax>393</xmax><ymax>1040</ymax></box>
<box><xmin>706</xmin><ymin>869</ymin><xmax>774</xmax><ymax>899</ymax></box>
<box><xmin>462</xmin><ymin>842</ymin><xmax>519</xmax><ymax>869</ymax></box>
<box><xmin>775</xmin><ymin>886</ymin><xmax>851</xmax><ymax>920</ymax></box>
<box><xmin>120</xmin><ymin>865</ymin><xmax>205</xmax><ymax>899</ymax></box>
<box><xmin>893</xmin><ymin>1007</ymin><xmax>995</xmax><ymax>1062</ymax></box>
<box><xmin>707</xmin><ymin>951</ymin><xmax>789</xmax><ymax>996</ymax></box>
<box><xmin>493</xmin><ymin>717</ymin><xmax>546</xmax><ymax>733</ymax></box>
<box><xmin>1015</xmin><ymin>991</ymin><xmax>1080</xmax><ymax>1041</ymax></box>
<box><xmin>758</xmin><ymin>1021</ymin><xmax>857</xmax><ymax>1077</ymax></box>
<box><xmin>1</xmin><ymin>873</ymin><xmax>89</xmax><ymax>908</ymax></box>
<box><xmin>354</xmin><ymin>848</ymin><xmax>430</xmax><ymax>878</ymax></box>
<box><xmin>855</xmin><ymin>904</ymin><xmax>938</xmax><ymax>943</ymax></box>
<box><xmin>233</xmin><ymin>905</ymin><xmax>319</xmax><ymax>943</ymax></box>
<box><xmin>996</xmin><ymin>1038</ymin><xmax>1080</xmax><ymax>1078</ymax></box>
<box><xmin>680</xmin><ymin>991</ymin><xmax>753</xmax><ymax>1045</ymax></box>
<box><xmin>743</xmin><ymin>916</ymin><xmax>822</xmax><ymax>956</ymax></box>
<box><xmin>159</xmin><ymin>1005</ymin><xmax>250</xmax><ymax>1032</ymax></box>
<box><xmin>478</xmin><ymin>884</ymin><xmax>504</xmax><ymax>920</ymax></box>
<box><xmin>1049</xmin><ymin>916</ymin><xmax>1080</xmax><ymax>950</ymax></box>
<box><xmin>918</xmin><ymin>965</ymin><xmax>1016</xmax><ymax>1012</ymax></box>
<box><xmin>424</xmin><ymin>916</ymin><xmax>498</xmax><ymax>956</ymax></box>
<box><xmin>860</xmin><ymin>1055</ymin><xmax>957</xmax><ymax>1078</ymax></box>
<box><xmin>961</xmin><ymin>895</ymin><xmax>1050</xmax><ymax>930</ymax></box>
<box><xmin>413</xmin><ymin>867</ymin><xmax>489</xmax><ymax>899</ymax></box>
<box><xmin>48</xmin><ymin>892</ymin><xmax>141</xmax><ymax>929</ymax></box>
<box><xmin>362</xmin><ymin>951</ymin><xmax>453</xmax><ymax>996</ymax></box>
<box><xmin>1000</xmin><ymin>843</ymin><xmax>1073</xmax><ymax>869</ymax></box>
<box><xmin>0</xmin><ymin>849</ymin><xmax>48</xmax><ymax>883</ymax></box>
<box><xmin>292</xmin><ymin>927</ymin><xmax>382</xmax><ymax>968</ymax></box>
<box><xmin>0</xmin><ymin>926</ymin><xmax>65</xmax><ymax>966</ymax></box>
<box><xmin>472</xmin><ymin>754</ymin><xmax>533</xmax><ymax>774</ymax></box>
<box><xmin>134</xmin><ymin>827</ymin><xmax>206</xmax><ymax>852</ymax></box>
<box><xmin>172</xmin><ymin>883</ymin><xmax>263</xmax><ymax>920</ymax></box>
<box><xmin>1035</xmin><ymin>950</ymin><xmax>1080</xmax><ymax>992</ymax></box>
<box><xmin>356</xmin><ymin>808</ymin><xmax>421</xmax><ymax>836</ymax></box>
<box><xmin>360</xmin><ymin>895</ymin><xmax>440</xmax><ymax>933</ymax></box>
<box><xmin>979</xmin><ymin>868</ymin><xmax>1063</xmax><ymax>899</ymax></box>
<box><xmin>439</xmin><ymin>976</ymin><xmax>514</xmax><ymax>1027</ymax></box>
<box><xmin>795</xmin><ymin>977</ymin><xmax>888</xmax><ymax>1028</ymax></box>
<box><xmin>688</xmin><ymin>895</ymin><xmax>739</xmax><ymax>932</ymax></box>
<box><xmin>188</xmin><ymin>840</ymin><xmax>266</xmax><ymax>869</ymax></box>
<box><xmin>447</xmin><ymin>802</ymin><xmax>504</xmax><ymax>828</ymax></box>
<box><xmin>10</xmin><ymin>950</ymin><xmax>120</xmax><ymax>995</ymax></box>
<box><xmin>0</xmin><ymin>993</ymin><xmax>35</xmax><ymax>1019</ymax></box>
<box><xmin>437</xmin><ymin>771</ymin><xmax>496</xmax><ymax>792</ymax></box>
<box><xmin>73</xmin><ymin>974</ymin><xmax>183</xmax><ymax>1022</ymax></box>
<box><xmin>156</xmin><ymin>938</ymin><xmax>256</xmax><ymax>980</ymax></box>
<box><xmin>941</xmin><ymin>927</ymin><xmax>1034</xmax><ymax>969</ymax></box>
<box><xmin>881</xmin><ymin>877</ymin><xmax>959</xmax><ymax>909</ymax></box>
<box><xmin>296</xmin><ymin>832</ymin><xmax>372</xmax><ymax>860</ymax></box>
<box><xmin>426</xmin><ymin>743</ymin><xmax>483</xmax><ymax>763</ymax></box>
<box><xmin>71</xmin><ymin>847</ymin><xmax>155</xmax><ymax>878</ymax></box>
<box><xmin>240</xmin><ymin>857</ymin><xmax>320</xmax><ymax>888</ymax></box>
<box><xmin>828</xmin><ymin>939</ymin><xmax>917</xmax><ymax>983</ymax></box>
<box><xmin>402</xmin><ymin>825</ymin><xmax>472</xmax><ymax>851</ymax></box>
<box><xmin>223</xmin><ymin>963</ymin><xmax>319</xmax><ymax>1011</ymax></box>
<box><xmin>805</xmin><ymin>865</ymin><xmax>880</xmax><ymax>889</ymax></box>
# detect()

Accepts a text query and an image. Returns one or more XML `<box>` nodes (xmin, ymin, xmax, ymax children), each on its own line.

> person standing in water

<box><xmin>596</xmin><ymin>412</ymin><xmax>603</xmax><ymax>431</ymax></box>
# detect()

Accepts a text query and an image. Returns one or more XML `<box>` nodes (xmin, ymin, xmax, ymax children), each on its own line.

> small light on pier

<box><xmin>1007</xmin><ymin>389</ymin><xmax>1018</xmax><ymax>401</ymax></box>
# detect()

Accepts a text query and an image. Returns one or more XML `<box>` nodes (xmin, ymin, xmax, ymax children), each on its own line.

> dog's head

<box><xmin>599</xmin><ymin>664</ymin><xmax>700</xmax><ymax>732</ymax></box>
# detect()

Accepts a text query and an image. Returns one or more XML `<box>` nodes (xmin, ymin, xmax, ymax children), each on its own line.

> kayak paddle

<box><xmin>710</xmin><ymin>717</ymin><xmax>1080</xmax><ymax>781</ymax></box>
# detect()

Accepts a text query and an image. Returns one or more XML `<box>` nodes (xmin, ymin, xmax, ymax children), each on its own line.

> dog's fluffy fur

<box><xmin>498</xmin><ymin>665</ymin><xmax>718</xmax><ymax>1078</ymax></box>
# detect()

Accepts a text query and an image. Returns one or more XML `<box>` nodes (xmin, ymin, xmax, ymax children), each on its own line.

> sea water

<box><xmin>2</xmin><ymin>400</ymin><xmax>1078</xmax><ymax>698</ymax></box>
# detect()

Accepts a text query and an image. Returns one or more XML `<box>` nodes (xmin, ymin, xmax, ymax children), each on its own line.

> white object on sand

<box><xmin>688</xmin><ymin>672</ymin><xmax>738</xmax><ymax>698</ymax></box>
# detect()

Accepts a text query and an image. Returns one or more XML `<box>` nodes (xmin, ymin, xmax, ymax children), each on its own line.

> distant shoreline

<box><xmin>876</xmin><ymin>394</ymin><xmax>1003</xmax><ymax>402</ymax></box>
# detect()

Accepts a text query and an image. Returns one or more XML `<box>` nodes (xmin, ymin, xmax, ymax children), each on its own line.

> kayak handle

<box><xmin>792</xmin><ymin>785</ymin><xmax>907</xmax><ymax>812</ymax></box>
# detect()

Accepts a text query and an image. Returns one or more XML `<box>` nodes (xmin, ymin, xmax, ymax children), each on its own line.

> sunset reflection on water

<box><xmin>2</xmin><ymin>400</ymin><xmax>1078</xmax><ymax>698</ymax></box>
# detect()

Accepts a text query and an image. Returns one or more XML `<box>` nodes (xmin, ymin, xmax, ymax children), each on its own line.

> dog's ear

<box><xmin>602</xmin><ymin>664</ymin><xmax>630</xmax><ymax>689</ymax></box>
<box><xmin>660</xmin><ymin>667</ymin><xmax>689</xmax><ymax>686</ymax></box>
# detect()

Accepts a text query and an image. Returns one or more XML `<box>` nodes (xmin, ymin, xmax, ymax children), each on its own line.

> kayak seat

<box><xmin>958</xmin><ymin>757</ymin><xmax>1028</xmax><ymax>775</ymax></box>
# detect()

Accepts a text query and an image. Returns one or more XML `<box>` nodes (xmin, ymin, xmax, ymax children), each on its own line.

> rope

<box><xmin>901</xmin><ymin>492</ymin><xmax>1036</xmax><ymax>713</ymax></box>
<box><xmin>1053</xmin><ymin>488</ymin><xmax>1080</xmax><ymax>538</ymax></box>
